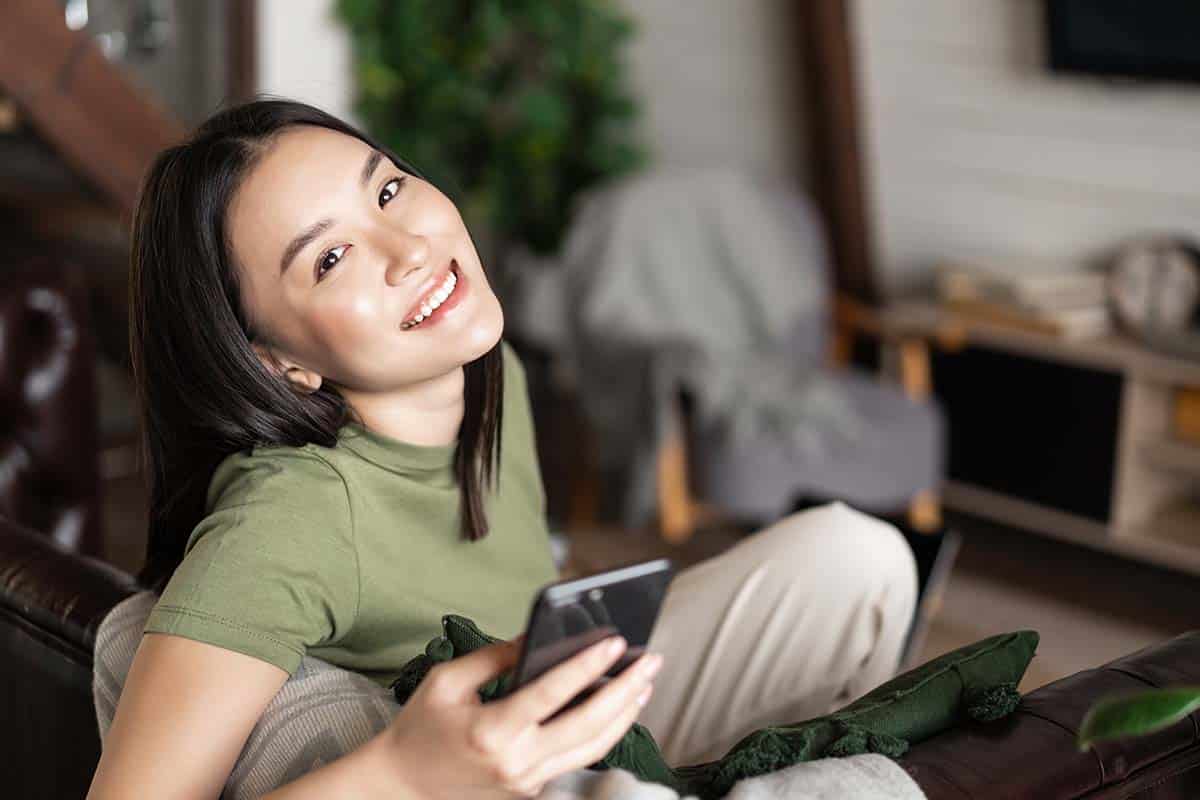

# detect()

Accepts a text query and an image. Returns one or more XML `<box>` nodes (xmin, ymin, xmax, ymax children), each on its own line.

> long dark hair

<box><xmin>130</xmin><ymin>99</ymin><xmax>503</xmax><ymax>593</ymax></box>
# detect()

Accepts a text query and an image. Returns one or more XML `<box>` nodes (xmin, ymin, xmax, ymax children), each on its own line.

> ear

<box><xmin>251</xmin><ymin>342</ymin><xmax>324</xmax><ymax>394</ymax></box>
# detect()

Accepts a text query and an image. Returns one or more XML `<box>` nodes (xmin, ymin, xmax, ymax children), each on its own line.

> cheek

<box><xmin>312</xmin><ymin>293</ymin><xmax>389</xmax><ymax>349</ymax></box>
<box><xmin>292</xmin><ymin>295</ymin><xmax>387</xmax><ymax>378</ymax></box>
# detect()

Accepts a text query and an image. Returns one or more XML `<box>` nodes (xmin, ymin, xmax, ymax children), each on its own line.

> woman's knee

<box><xmin>764</xmin><ymin>501</ymin><xmax>918</xmax><ymax>606</ymax></box>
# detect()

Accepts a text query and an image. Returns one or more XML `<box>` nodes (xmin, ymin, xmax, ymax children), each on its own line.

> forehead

<box><xmin>228</xmin><ymin>126</ymin><xmax>371</xmax><ymax>275</ymax></box>
<box><xmin>237</xmin><ymin>126</ymin><xmax>370</xmax><ymax>212</ymax></box>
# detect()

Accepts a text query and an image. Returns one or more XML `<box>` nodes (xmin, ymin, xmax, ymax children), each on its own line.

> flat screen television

<box><xmin>1046</xmin><ymin>1</ymin><xmax>1200</xmax><ymax>83</ymax></box>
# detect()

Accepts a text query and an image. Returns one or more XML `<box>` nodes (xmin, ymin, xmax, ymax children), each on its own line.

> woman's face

<box><xmin>227</xmin><ymin>125</ymin><xmax>503</xmax><ymax>396</ymax></box>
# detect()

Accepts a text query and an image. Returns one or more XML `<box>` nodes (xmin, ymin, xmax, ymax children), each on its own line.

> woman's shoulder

<box><xmin>155</xmin><ymin>443</ymin><xmax>360</xmax><ymax>675</ymax></box>
<box><xmin>182</xmin><ymin>443</ymin><xmax>355</xmax><ymax>572</ymax></box>
<box><xmin>206</xmin><ymin>442</ymin><xmax>349</xmax><ymax>514</ymax></box>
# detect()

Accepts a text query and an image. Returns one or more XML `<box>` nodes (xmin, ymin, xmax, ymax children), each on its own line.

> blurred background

<box><xmin>2</xmin><ymin>0</ymin><xmax>1199</xmax><ymax>694</ymax></box>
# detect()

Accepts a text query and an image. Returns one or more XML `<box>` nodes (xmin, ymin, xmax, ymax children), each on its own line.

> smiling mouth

<box><xmin>400</xmin><ymin>261</ymin><xmax>461</xmax><ymax>330</ymax></box>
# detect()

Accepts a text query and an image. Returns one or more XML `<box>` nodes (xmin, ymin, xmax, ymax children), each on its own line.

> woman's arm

<box><xmin>87</xmin><ymin>632</ymin><xmax>292</xmax><ymax>798</ymax></box>
<box><xmin>88</xmin><ymin>632</ymin><xmax>395</xmax><ymax>799</ymax></box>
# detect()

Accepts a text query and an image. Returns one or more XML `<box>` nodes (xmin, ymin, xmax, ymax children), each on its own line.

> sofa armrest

<box><xmin>901</xmin><ymin>631</ymin><xmax>1200</xmax><ymax>800</ymax></box>
<box><xmin>0</xmin><ymin>514</ymin><xmax>141</xmax><ymax>798</ymax></box>
<box><xmin>0</xmin><ymin>514</ymin><xmax>139</xmax><ymax>654</ymax></box>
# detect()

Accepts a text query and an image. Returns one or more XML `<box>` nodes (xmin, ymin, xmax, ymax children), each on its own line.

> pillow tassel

<box><xmin>965</xmin><ymin>682</ymin><xmax>1022</xmax><ymax>722</ymax></box>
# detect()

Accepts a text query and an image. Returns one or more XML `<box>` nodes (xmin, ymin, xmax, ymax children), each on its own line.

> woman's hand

<box><xmin>365</xmin><ymin>635</ymin><xmax>662</xmax><ymax>799</ymax></box>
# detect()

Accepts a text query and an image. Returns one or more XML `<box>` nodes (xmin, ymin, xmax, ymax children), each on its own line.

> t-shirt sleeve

<box><xmin>143</xmin><ymin>449</ymin><xmax>358</xmax><ymax>675</ymax></box>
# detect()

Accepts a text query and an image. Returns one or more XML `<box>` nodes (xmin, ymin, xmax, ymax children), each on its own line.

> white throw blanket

<box><xmin>94</xmin><ymin>592</ymin><xmax>926</xmax><ymax>799</ymax></box>
<box><xmin>543</xmin><ymin>756</ymin><xmax>926</xmax><ymax>800</ymax></box>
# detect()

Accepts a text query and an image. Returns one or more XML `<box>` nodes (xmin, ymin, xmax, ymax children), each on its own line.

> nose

<box><xmin>383</xmin><ymin>228</ymin><xmax>432</xmax><ymax>286</ymax></box>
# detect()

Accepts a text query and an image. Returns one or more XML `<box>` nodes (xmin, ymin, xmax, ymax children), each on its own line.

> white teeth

<box><xmin>403</xmin><ymin>267</ymin><xmax>459</xmax><ymax>329</ymax></box>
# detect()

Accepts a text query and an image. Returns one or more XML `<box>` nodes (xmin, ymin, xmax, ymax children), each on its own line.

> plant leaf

<box><xmin>1077</xmin><ymin>688</ymin><xmax>1200</xmax><ymax>750</ymax></box>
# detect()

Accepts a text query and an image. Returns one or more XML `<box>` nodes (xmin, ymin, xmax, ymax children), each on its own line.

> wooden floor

<box><xmin>102</xmin><ymin>473</ymin><xmax>1199</xmax><ymax>694</ymax></box>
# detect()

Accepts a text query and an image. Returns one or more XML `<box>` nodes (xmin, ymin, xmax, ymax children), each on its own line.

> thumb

<box><xmin>428</xmin><ymin>638</ymin><xmax>521</xmax><ymax>702</ymax></box>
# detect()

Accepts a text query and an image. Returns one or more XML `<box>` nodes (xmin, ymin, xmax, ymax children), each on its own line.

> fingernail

<box><xmin>606</xmin><ymin>637</ymin><xmax>627</xmax><ymax>657</ymax></box>
<box><xmin>642</xmin><ymin>654</ymin><xmax>663</xmax><ymax>678</ymax></box>
<box><xmin>637</xmin><ymin>685</ymin><xmax>653</xmax><ymax>707</ymax></box>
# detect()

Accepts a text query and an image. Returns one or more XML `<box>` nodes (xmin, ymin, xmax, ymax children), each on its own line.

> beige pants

<box><xmin>640</xmin><ymin>502</ymin><xmax>919</xmax><ymax>765</ymax></box>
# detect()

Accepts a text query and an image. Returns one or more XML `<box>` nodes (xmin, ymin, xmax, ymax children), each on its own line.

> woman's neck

<box><xmin>342</xmin><ymin>366</ymin><xmax>466</xmax><ymax>447</ymax></box>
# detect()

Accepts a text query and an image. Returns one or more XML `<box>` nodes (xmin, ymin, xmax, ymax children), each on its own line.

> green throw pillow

<box><xmin>393</xmin><ymin>617</ymin><xmax>1038</xmax><ymax>800</ymax></box>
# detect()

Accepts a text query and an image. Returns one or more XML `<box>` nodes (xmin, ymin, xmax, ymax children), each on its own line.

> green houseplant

<box><xmin>1078</xmin><ymin>687</ymin><xmax>1200</xmax><ymax>750</ymax></box>
<box><xmin>335</xmin><ymin>0</ymin><xmax>645</xmax><ymax>280</ymax></box>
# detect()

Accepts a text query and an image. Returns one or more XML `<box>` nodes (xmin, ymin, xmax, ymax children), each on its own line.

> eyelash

<box><xmin>314</xmin><ymin>175</ymin><xmax>407</xmax><ymax>282</ymax></box>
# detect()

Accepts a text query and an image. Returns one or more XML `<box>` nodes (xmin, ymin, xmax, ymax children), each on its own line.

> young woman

<box><xmin>87</xmin><ymin>100</ymin><xmax>918</xmax><ymax>799</ymax></box>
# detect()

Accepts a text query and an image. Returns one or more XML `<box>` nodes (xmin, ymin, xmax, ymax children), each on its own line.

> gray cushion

<box><xmin>694</xmin><ymin>369</ymin><xmax>944</xmax><ymax>520</ymax></box>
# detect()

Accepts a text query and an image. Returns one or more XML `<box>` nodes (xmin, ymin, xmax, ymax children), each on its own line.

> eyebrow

<box><xmin>278</xmin><ymin>150</ymin><xmax>386</xmax><ymax>276</ymax></box>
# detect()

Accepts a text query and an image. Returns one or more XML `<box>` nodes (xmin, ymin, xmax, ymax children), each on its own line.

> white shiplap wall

<box><xmin>617</xmin><ymin>0</ymin><xmax>806</xmax><ymax>180</ymax></box>
<box><xmin>852</xmin><ymin>0</ymin><xmax>1200</xmax><ymax>294</ymax></box>
<box><xmin>256</xmin><ymin>0</ymin><xmax>356</xmax><ymax>124</ymax></box>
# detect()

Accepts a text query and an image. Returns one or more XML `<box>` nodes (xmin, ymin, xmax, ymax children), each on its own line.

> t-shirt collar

<box><xmin>338</xmin><ymin>420</ymin><xmax>457</xmax><ymax>472</ymax></box>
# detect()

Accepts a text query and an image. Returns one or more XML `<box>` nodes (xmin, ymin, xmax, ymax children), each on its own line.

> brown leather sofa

<box><xmin>0</xmin><ymin>257</ymin><xmax>101</xmax><ymax>557</ymax></box>
<box><xmin>2</xmin><ymin>518</ymin><xmax>1199</xmax><ymax>799</ymax></box>
<box><xmin>1</xmin><ymin>519</ymin><xmax>137</xmax><ymax>799</ymax></box>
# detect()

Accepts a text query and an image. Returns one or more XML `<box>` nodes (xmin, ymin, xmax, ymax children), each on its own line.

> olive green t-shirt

<box><xmin>144</xmin><ymin>341</ymin><xmax>559</xmax><ymax>687</ymax></box>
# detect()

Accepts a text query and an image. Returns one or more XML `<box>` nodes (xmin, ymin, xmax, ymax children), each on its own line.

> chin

<box><xmin>460</xmin><ymin>303</ymin><xmax>505</xmax><ymax>362</ymax></box>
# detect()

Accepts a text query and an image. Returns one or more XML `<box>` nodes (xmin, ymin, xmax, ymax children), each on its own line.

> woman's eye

<box><xmin>316</xmin><ymin>245</ymin><xmax>349</xmax><ymax>281</ymax></box>
<box><xmin>310</xmin><ymin>175</ymin><xmax>404</xmax><ymax>283</ymax></box>
<box><xmin>379</xmin><ymin>176</ymin><xmax>404</xmax><ymax>208</ymax></box>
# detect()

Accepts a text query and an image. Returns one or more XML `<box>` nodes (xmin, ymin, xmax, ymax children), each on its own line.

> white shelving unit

<box><xmin>877</xmin><ymin>301</ymin><xmax>1200</xmax><ymax>576</ymax></box>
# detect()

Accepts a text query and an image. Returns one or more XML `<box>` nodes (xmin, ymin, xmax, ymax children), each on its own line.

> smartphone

<box><xmin>509</xmin><ymin>558</ymin><xmax>674</xmax><ymax>709</ymax></box>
